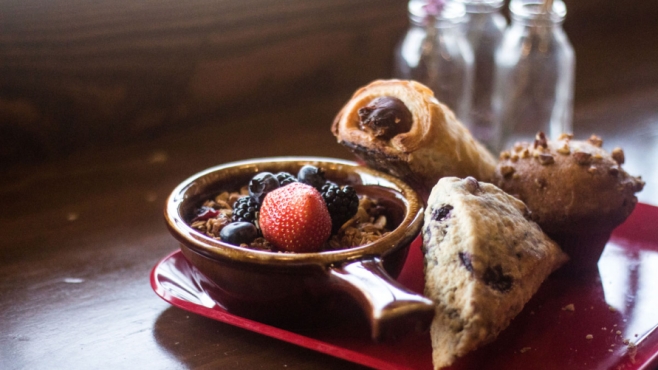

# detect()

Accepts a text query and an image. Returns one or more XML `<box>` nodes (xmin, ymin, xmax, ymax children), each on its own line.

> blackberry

<box><xmin>297</xmin><ymin>165</ymin><xmax>326</xmax><ymax>190</ymax></box>
<box><xmin>232</xmin><ymin>196</ymin><xmax>259</xmax><ymax>224</ymax></box>
<box><xmin>248</xmin><ymin>172</ymin><xmax>280</xmax><ymax>204</ymax></box>
<box><xmin>321</xmin><ymin>184</ymin><xmax>359</xmax><ymax>233</ymax></box>
<box><xmin>275</xmin><ymin>172</ymin><xmax>297</xmax><ymax>186</ymax></box>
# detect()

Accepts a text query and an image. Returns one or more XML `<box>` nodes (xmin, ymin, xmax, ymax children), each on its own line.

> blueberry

<box><xmin>219</xmin><ymin>222</ymin><xmax>258</xmax><ymax>246</ymax></box>
<box><xmin>297</xmin><ymin>165</ymin><xmax>326</xmax><ymax>190</ymax></box>
<box><xmin>431</xmin><ymin>205</ymin><xmax>453</xmax><ymax>222</ymax></box>
<box><xmin>458</xmin><ymin>252</ymin><xmax>473</xmax><ymax>272</ymax></box>
<box><xmin>482</xmin><ymin>265</ymin><xmax>513</xmax><ymax>292</ymax></box>
<box><xmin>248</xmin><ymin>172</ymin><xmax>280</xmax><ymax>204</ymax></box>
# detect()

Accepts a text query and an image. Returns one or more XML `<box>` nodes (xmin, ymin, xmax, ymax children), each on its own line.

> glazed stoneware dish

<box><xmin>164</xmin><ymin>157</ymin><xmax>433</xmax><ymax>340</ymax></box>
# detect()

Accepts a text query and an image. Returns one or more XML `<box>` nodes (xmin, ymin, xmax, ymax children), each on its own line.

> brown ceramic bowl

<box><xmin>164</xmin><ymin>157</ymin><xmax>433</xmax><ymax>340</ymax></box>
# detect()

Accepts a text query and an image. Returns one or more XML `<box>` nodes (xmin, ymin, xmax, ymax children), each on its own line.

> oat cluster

<box><xmin>190</xmin><ymin>187</ymin><xmax>390</xmax><ymax>252</ymax></box>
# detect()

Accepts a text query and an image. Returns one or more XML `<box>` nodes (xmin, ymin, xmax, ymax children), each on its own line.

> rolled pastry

<box><xmin>332</xmin><ymin>80</ymin><xmax>496</xmax><ymax>195</ymax></box>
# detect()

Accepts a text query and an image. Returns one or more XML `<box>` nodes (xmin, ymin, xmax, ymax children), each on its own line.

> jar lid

<box><xmin>454</xmin><ymin>0</ymin><xmax>504</xmax><ymax>13</ymax></box>
<box><xmin>409</xmin><ymin>0</ymin><xmax>468</xmax><ymax>25</ymax></box>
<box><xmin>510</xmin><ymin>0</ymin><xmax>567</xmax><ymax>23</ymax></box>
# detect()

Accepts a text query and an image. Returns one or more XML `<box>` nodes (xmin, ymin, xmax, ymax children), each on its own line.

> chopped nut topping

<box><xmin>588</xmin><ymin>135</ymin><xmax>603</xmax><ymax>147</ymax></box>
<box><xmin>520</xmin><ymin>148</ymin><xmax>530</xmax><ymax>159</ymax></box>
<box><xmin>634</xmin><ymin>178</ymin><xmax>645</xmax><ymax>192</ymax></box>
<box><xmin>612</xmin><ymin>147</ymin><xmax>625</xmax><ymax>164</ymax></box>
<box><xmin>500</xmin><ymin>165</ymin><xmax>515</xmax><ymax>177</ymax></box>
<box><xmin>534</xmin><ymin>132</ymin><xmax>548</xmax><ymax>149</ymax></box>
<box><xmin>500</xmin><ymin>151</ymin><xmax>511</xmax><ymax>160</ymax></box>
<box><xmin>557</xmin><ymin>133</ymin><xmax>573</xmax><ymax>141</ymax></box>
<box><xmin>573</xmin><ymin>152</ymin><xmax>592</xmax><ymax>165</ymax></box>
<box><xmin>592</xmin><ymin>153</ymin><xmax>603</xmax><ymax>161</ymax></box>
<box><xmin>538</xmin><ymin>153</ymin><xmax>554</xmax><ymax>165</ymax></box>
<box><xmin>215</xmin><ymin>191</ymin><xmax>230</xmax><ymax>202</ymax></box>
<box><xmin>513</xmin><ymin>143</ymin><xmax>525</xmax><ymax>152</ymax></box>
<box><xmin>556</xmin><ymin>143</ymin><xmax>571</xmax><ymax>155</ymax></box>
<box><xmin>512</xmin><ymin>173</ymin><xmax>521</xmax><ymax>180</ymax></box>
<box><xmin>510</xmin><ymin>154</ymin><xmax>519</xmax><ymax>162</ymax></box>
<box><xmin>588</xmin><ymin>166</ymin><xmax>598</xmax><ymax>174</ymax></box>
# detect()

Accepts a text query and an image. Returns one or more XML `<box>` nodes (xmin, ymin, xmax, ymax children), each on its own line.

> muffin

<box><xmin>422</xmin><ymin>177</ymin><xmax>567</xmax><ymax>369</ymax></box>
<box><xmin>493</xmin><ymin>132</ymin><xmax>645</xmax><ymax>270</ymax></box>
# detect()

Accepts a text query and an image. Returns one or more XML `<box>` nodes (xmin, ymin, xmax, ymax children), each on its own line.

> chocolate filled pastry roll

<box><xmin>332</xmin><ymin>80</ymin><xmax>496</xmax><ymax>196</ymax></box>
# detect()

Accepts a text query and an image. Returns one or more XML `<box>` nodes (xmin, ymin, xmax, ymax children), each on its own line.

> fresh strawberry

<box><xmin>259</xmin><ymin>182</ymin><xmax>332</xmax><ymax>252</ymax></box>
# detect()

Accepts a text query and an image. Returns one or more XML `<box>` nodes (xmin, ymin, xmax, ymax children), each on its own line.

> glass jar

<box><xmin>458</xmin><ymin>0</ymin><xmax>507</xmax><ymax>152</ymax></box>
<box><xmin>492</xmin><ymin>0</ymin><xmax>575</xmax><ymax>151</ymax></box>
<box><xmin>394</xmin><ymin>0</ymin><xmax>474</xmax><ymax>123</ymax></box>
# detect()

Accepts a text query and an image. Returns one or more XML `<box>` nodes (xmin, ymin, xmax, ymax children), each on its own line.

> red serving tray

<box><xmin>151</xmin><ymin>203</ymin><xmax>658</xmax><ymax>369</ymax></box>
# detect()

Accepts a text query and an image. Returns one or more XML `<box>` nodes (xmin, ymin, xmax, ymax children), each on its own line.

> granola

<box><xmin>190</xmin><ymin>187</ymin><xmax>391</xmax><ymax>252</ymax></box>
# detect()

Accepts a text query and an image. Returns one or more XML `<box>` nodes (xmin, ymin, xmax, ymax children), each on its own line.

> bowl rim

<box><xmin>164</xmin><ymin>156</ymin><xmax>424</xmax><ymax>266</ymax></box>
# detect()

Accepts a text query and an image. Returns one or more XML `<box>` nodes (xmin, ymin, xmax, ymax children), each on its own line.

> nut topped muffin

<box><xmin>493</xmin><ymin>132</ymin><xmax>645</xmax><ymax>269</ymax></box>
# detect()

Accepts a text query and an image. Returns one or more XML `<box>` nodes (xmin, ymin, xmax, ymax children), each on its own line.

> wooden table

<box><xmin>2</xmin><ymin>1</ymin><xmax>658</xmax><ymax>368</ymax></box>
<box><xmin>2</xmin><ymin>87</ymin><xmax>657</xmax><ymax>369</ymax></box>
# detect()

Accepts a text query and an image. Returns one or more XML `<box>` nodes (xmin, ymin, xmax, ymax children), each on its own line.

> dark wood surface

<box><xmin>1</xmin><ymin>1</ymin><xmax>658</xmax><ymax>369</ymax></box>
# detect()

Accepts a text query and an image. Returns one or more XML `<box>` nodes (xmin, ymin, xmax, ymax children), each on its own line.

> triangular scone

<box><xmin>422</xmin><ymin>177</ymin><xmax>568</xmax><ymax>369</ymax></box>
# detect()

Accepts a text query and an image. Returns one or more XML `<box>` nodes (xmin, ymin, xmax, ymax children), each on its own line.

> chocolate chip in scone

<box><xmin>431</xmin><ymin>205</ymin><xmax>453</xmax><ymax>222</ymax></box>
<box><xmin>357</xmin><ymin>96</ymin><xmax>413</xmax><ymax>140</ymax></box>
<box><xmin>458</xmin><ymin>252</ymin><xmax>473</xmax><ymax>272</ymax></box>
<box><xmin>483</xmin><ymin>265</ymin><xmax>513</xmax><ymax>292</ymax></box>
<box><xmin>609</xmin><ymin>166</ymin><xmax>620</xmax><ymax>176</ymax></box>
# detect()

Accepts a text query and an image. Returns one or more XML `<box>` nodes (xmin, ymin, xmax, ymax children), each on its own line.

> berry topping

<box><xmin>431</xmin><ymin>205</ymin><xmax>453</xmax><ymax>222</ymax></box>
<box><xmin>275</xmin><ymin>172</ymin><xmax>298</xmax><ymax>186</ymax></box>
<box><xmin>192</xmin><ymin>206</ymin><xmax>220</xmax><ymax>221</ymax></box>
<box><xmin>482</xmin><ymin>265</ymin><xmax>513</xmax><ymax>293</ymax></box>
<box><xmin>232</xmin><ymin>196</ymin><xmax>259</xmax><ymax>224</ymax></box>
<box><xmin>320</xmin><ymin>183</ymin><xmax>359</xmax><ymax>233</ymax></box>
<box><xmin>219</xmin><ymin>222</ymin><xmax>259</xmax><ymax>246</ymax></box>
<box><xmin>248</xmin><ymin>172</ymin><xmax>280</xmax><ymax>204</ymax></box>
<box><xmin>297</xmin><ymin>165</ymin><xmax>326</xmax><ymax>190</ymax></box>
<box><xmin>258</xmin><ymin>182</ymin><xmax>332</xmax><ymax>252</ymax></box>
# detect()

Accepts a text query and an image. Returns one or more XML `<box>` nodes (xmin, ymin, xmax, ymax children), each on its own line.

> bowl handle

<box><xmin>328</xmin><ymin>256</ymin><xmax>435</xmax><ymax>341</ymax></box>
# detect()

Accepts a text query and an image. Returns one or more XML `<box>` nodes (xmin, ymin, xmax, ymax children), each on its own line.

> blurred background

<box><xmin>1</xmin><ymin>0</ymin><xmax>657</xmax><ymax>168</ymax></box>
<box><xmin>1</xmin><ymin>2</ymin><xmax>657</xmax><ymax>368</ymax></box>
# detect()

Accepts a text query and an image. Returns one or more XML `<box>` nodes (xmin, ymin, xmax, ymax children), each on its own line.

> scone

<box><xmin>493</xmin><ymin>132</ymin><xmax>644</xmax><ymax>270</ymax></box>
<box><xmin>331</xmin><ymin>80</ymin><xmax>496</xmax><ymax>197</ymax></box>
<box><xmin>422</xmin><ymin>177</ymin><xmax>567</xmax><ymax>369</ymax></box>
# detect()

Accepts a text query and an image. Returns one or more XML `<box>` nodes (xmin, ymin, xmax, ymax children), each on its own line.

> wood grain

<box><xmin>0</xmin><ymin>0</ymin><xmax>407</xmax><ymax>165</ymax></box>
<box><xmin>2</xmin><ymin>0</ymin><xmax>658</xmax><ymax>167</ymax></box>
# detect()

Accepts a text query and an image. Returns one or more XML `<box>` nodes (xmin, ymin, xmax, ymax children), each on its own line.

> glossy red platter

<box><xmin>151</xmin><ymin>203</ymin><xmax>658</xmax><ymax>370</ymax></box>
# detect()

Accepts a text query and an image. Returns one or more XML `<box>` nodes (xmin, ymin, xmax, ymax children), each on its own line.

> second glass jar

<box><xmin>394</xmin><ymin>0</ymin><xmax>474</xmax><ymax>124</ymax></box>
<box><xmin>492</xmin><ymin>0</ymin><xmax>575</xmax><ymax>151</ymax></box>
